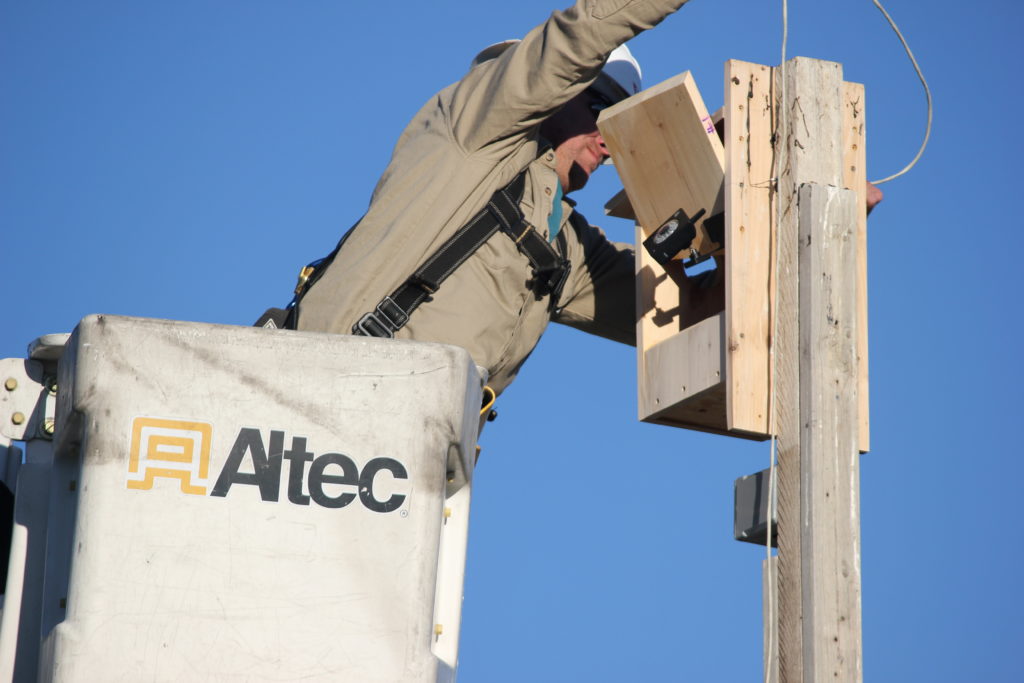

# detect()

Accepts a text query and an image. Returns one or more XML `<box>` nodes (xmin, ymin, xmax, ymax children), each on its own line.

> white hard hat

<box><xmin>593</xmin><ymin>44</ymin><xmax>643</xmax><ymax>101</ymax></box>
<box><xmin>470</xmin><ymin>41</ymin><xmax>643</xmax><ymax>103</ymax></box>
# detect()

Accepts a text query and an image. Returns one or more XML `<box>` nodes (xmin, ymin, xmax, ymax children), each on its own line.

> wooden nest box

<box><xmin>599</xmin><ymin>59</ymin><xmax>869</xmax><ymax>449</ymax></box>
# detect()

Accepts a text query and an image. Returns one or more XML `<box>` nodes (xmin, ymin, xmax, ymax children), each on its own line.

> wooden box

<box><xmin>598</xmin><ymin>61</ymin><xmax>869</xmax><ymax>448</ymax></box>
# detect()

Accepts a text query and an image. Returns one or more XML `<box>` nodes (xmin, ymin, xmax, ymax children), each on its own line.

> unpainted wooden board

<box><xmin>776</xmin><ymin>58</ymin><xmax>845</xmax><ymax>242</ymax></box>
<box><xmin>773</xmin><ymin>57</ymin><xmax>863</xmax><ymax>683</ymax></box>
<box><xmin>639</xmin><ymin>311</ymin><xmax>724</xmax><ymax>421</ymax></box>
<box><xmin>724</xmin><ymin>60</ymin><xmax>774</xmax><ymax>437</ymax></box>
<box><xmin>647</xmin><ymin>383</ymin><xmax>728</xmax><ymax>433</ymax></box>
<box><xmin>604</xmin><ymin>188</ymin><xmax>635</xmax><ymax>221</ymax></box>
<box><xmin>599</xmin><ymin>71</ymin><xmax>725</xmax><ymax>254</ymax></box>
<box><xmin>842</xmin><ymin>81</ymin><xmax>870</xmax><ymax>454</ymax></box>
<box><xmin>798</xmin><ymin>183</ymin><xmax>862</xmax><ymax>683</ymax></box>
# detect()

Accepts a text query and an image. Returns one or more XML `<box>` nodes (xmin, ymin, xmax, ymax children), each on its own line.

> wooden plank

<box><xmin>724</xmin><ymin>59</ymin><xmax>774</xmax><ymax>436</ymax></box>
<box><xmin>773</xmin><ymin>60</ymin><xmax>803</xmax><ymax>683</ymax></box>
<box><xmin>604</xmin><ymin>188</ymin><xmax>635</xmax><ymax>221</ymax></box>
<box><xmin>639</xmin><ymin>312</ymin><xmax>724</xmax><ymax>419</ymax></box>
<box><xmin>774</xmin><ymin>57</ymin><xmax>847</xmax><ymax>683</ymax></box>
<box><xmin>775</xmin><ymin>57</ymin><xmax>866</xmax><ymax>683</ymax></box>
<box><xmin>798</xmin><ymin>184</ymin><xmax>862</xmax><ymax>682</ymax></box>
<box><xmin>842</xmin><ymin>81</ymin><xmax>870</xmax><ymax>453</ymax></box>
<box><xmin>599</xmin><ymin>71</ymin><xmax>725</xmax><ymax>254</ymax></box>
<box><xmin>647</xmin><ymin>384</ymin><xmax>728</xmax><ymax>433</ymax></box>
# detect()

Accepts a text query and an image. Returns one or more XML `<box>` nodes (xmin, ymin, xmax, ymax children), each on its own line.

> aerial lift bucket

<box><xmin>0</xmin><ymin>315</ymin><xmax>481</xmax><ymax>682</ymax></box>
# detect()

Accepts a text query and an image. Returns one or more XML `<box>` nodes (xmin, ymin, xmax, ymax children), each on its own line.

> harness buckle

<box><xmin>353</xmin><ymin>312</ymin><xmax>393</xmax><ymax>338</ymax></box>
<box><xmin>375</xmin><ymin>296</ymin><xmax>409</xmax><ymax>329</ymax></box>
<box><xmin>294</xmin><ymin>265</ymin><xmax>317</xmax><ymax>296</ymax></box>
<box><xmin>513</xmin><ymin>221</ymin><xmax>532</xmax><ymax>245</ymax></box>
<box><xmin>536</xmin><ymin>261</ymin><xmax>571</xmax><ymax>301</ymax></box>
<box><xmin>409</xmin><ymin>275</ymin><xmax>438</xmax><ymax>295</ymax></box>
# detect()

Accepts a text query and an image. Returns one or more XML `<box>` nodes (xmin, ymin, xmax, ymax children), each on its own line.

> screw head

<box><xmin>42</xmin><ymin>418</ymin><xmax>55</xmax><ymax>436</ymax></box>
<box><xmin>11</xmin><ymin>412</ymin><xmax>25</xmax><ymax>425</ymax></box>
<box><xmin>4</xmin><ymin>378</ymin><xmax>16</xmax><ymax>391</ymax></box>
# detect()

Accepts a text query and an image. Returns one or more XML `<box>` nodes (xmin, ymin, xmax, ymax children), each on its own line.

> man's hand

<box><xmin>866</xmin><ymin>181</ymin><xmax>883</xmax><ymax>215</ymax></box>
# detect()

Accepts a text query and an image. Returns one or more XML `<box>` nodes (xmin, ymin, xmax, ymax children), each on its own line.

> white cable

<box><xmin>869</xmin><ymin>0</ymin><xmax>933</xmax><ymax>184</ymax></box>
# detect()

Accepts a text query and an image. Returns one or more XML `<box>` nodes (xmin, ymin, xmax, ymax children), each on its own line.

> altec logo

<box><xmin>128</xmin><ymin>417</ymin><xmax>213</xmax><ymax>494</ymax></box>
<box><xmin>127</xmin><ymin>417</ymin><xmax>409</xmax><ymax>512</ymax></box>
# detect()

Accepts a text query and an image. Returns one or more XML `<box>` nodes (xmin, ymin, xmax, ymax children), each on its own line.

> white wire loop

<box><xmin>868</xmin><ymin>0</ymin><xmax>933</xmax><ymax>185</ymax></box>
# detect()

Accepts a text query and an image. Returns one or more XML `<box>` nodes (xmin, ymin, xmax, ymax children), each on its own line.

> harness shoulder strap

<box><xmin>354</xmin><ymin>169</ymin><xmax>569</xmax><ymax>338</ymax></box>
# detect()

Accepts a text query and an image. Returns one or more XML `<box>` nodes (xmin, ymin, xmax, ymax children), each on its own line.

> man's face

<box><xmin>541</xmin><ymin>89</ymin><xmax>614</xmax><ymax>194</ymax></box>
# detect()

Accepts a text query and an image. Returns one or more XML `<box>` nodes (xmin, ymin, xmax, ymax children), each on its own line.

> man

<box><xmin>297</xmin><ymin>0</ymin><xmax>693</xmax><ymax>398</ymax></box>
<box><xmin>293</xmin><ymin>0</ymin><xmax>879</xmax><ymax>399</ymax></box>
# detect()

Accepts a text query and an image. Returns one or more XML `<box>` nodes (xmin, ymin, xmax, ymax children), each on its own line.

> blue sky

<box><xmin>2</xmin><ymin>1</ymin><xmax>1021</xmax><ymax>680</ymax></box>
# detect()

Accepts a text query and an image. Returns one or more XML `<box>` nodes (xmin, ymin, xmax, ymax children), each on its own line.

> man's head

<box><xmin>539</xmin><ymin>87</ymin><xmax>616</xmax><ymax>193</ymax></box>
<box><xmin>471</xmin><ymin>42</ymin><xmax>642</xmax><ymax>193</ymax></box>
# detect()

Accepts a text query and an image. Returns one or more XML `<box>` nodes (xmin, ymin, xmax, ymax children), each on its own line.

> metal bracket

<box><xmin>734</xmin><ymin>467</ymin><xmax>777</xmax><ymax>547</ymax></box>
<box><xmin>1</xmin><ymin>358</ymin><xmax>48</xmax><ymax>443</ymax></box>
<box><xmin>1</xmin><ymin>333</ymin><xmax>69</xmax><ymax>444</ymax></box>
<box><xmin>642</xmin><ymin>208</ymin><xmax>725</xmax><ymax>275</ymax></box>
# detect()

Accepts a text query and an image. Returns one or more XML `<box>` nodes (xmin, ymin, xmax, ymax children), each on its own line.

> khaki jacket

<box><xmin>298</xmin><ymin>0</ymin><xmax>689</xmax><ymax>395</ymax></box>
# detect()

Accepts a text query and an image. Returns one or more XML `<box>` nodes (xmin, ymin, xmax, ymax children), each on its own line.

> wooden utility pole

<box><xmin>774</xmin><ymin>57</ymin><xmax>863</xmax><ymax>682</ymax></box>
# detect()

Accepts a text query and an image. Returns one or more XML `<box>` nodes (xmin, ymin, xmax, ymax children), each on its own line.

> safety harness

<box><xmin>258</xmin><ymin>166</ymin><xmax>570</xmax><ymax>336</ymax></box>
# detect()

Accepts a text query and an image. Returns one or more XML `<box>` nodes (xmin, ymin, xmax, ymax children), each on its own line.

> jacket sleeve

<box><xmin>553</xmin><ymin>210</ymin><xmax>636</xmax><ymax>346</ymax></box>
<box><xmin>445</xmin><ymin>0</ymin><xmax>690</xmax><ymax>153</ymax></box>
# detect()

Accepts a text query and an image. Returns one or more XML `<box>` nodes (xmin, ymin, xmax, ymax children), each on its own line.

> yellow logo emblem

<box><xmin>127</xmin><ymin>417</ymin><xmax>213</xmax><ymax>495</ymax></box>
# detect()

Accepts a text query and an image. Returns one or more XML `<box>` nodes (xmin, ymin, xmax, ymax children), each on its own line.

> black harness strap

<box><xmin>353</xmin><ymin>169</ymin><xmax>570</xmax><ymax>338</ymax></box>
<box><xmin>489</xmin><ymin>178</ymin><xmax>571</xmax><ymax>298</ymax></box>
